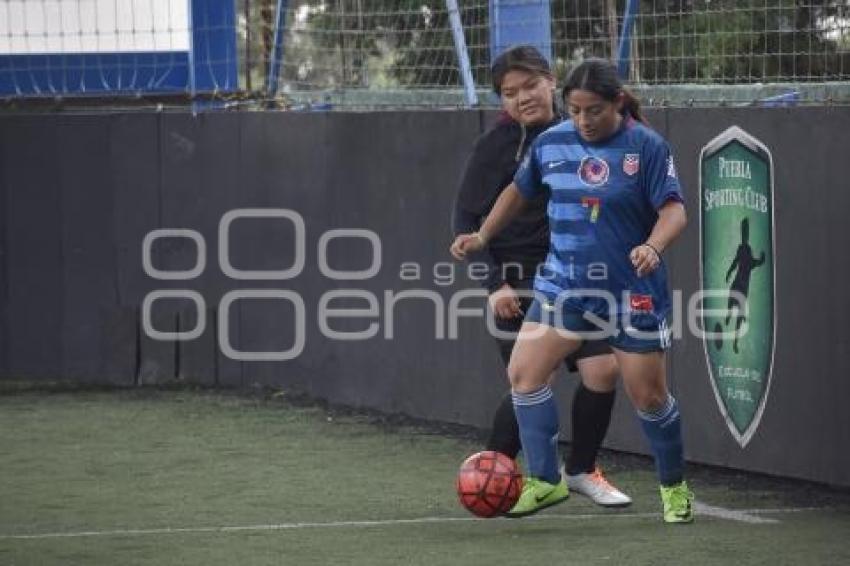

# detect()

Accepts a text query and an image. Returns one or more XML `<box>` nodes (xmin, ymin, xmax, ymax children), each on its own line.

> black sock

<box><xmin>566</xmin><ymin>383</ymin><xmax>616</xmax><ymax>475</ymax></box>
<box><xmin>485</xmin><ymin>392</ymin><xmax>521</xmax><ymax>458</ymax></box>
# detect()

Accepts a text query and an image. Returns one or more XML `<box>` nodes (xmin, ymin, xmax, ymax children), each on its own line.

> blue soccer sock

<box><xmin>512</xmin><ymin>386</ymin><xmax>561</xmax><ymax>484</ymax></box>
<box><xmin>637</xmin><ymin>393</ymin><xmax>684</xmax><ymax>486</ymax></box>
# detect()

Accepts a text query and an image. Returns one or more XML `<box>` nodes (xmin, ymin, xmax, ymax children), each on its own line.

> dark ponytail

<box><xmin>562</xmin><ymin>58</ymin><xmax>647</xmax><ymax>125</ymax></box>
<box><xmin>619</xmin><ymin>88</ymin><xmax>646</xmax><ymax>125</ymax></box>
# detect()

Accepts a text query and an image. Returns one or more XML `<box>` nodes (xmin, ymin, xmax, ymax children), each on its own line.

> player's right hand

<box><xmin>450</xmin><ymin>233</ymin><xmax>484</xmax><ymax>260</ymax></box>
<box><xmin>488</xmin><ymin>283</ymin><xmax>523</xmax><ymax>319</ymax></box>
<box><xmin>629</xmin><ymin>244</ymin><xmax>660</xmax><ymax>277</ymax></box>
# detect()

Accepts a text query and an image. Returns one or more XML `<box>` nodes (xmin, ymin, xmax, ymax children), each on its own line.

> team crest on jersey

<box><xmin>623</xmin><ymin>154</ymin><xmax>640</xmax><ymax>176</ymax></box>
<box><xmin>578</xmin><ymin>156</ymin><xmax>609</xmax><ymax>187</ymax></box>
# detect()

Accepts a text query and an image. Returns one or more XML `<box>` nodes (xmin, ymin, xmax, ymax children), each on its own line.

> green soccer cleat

<box><xmin>660</xmin><ymin>481</ymin><xmax>694</xmax><ymax>524</ymax></box>
<box><xmin>504</xmin><ymin>476</ymin><xmax>569</xmax><ymax>518</ymax></box>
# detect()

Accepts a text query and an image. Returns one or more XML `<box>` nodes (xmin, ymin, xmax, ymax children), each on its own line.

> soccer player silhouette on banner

<box><xmin>723</xmin><ymin>217</ymin><xmax>766</xmax><ymax>354</ymax></box>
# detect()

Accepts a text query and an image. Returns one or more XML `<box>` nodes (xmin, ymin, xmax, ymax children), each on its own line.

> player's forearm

<box><xmin>477</xmin><ymin>183</ymin><xmax>527</xmax><ymax>245</ymax></box>
<box><xmin>646</xmin><ymin>201</ymin><xmax>687</xmax><ymax>254</ymax></box>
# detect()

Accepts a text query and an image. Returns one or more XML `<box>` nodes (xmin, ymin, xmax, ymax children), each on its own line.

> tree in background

<box><xmin>235</xmin><ymin>0</ymin><xmax>849</xmax><ymax>95</ymax></box>
<box><xmin>236</xmin><ymin>0</ymin><xmax>491</xmax><ymax>93</ymax></box>
<box><xmin>552</xmin><ymin>0</ymin><xmax>850</xmax><ymax>84</ymax></box>
<box><xmin>291</xmin><ymin>0</ymin><xmax>490</xmax><ymax>90</ymax></box>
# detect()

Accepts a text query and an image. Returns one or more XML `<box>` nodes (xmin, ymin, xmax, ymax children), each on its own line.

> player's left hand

<box><xmin>450</xmin><ymin>233</ymin><xmax>484</xmax><ymax>260</ymax></box>
<box><xmin>630</xmin><ymin>244</ymin><xmax>661</xmax><ymax>277</ymax></box>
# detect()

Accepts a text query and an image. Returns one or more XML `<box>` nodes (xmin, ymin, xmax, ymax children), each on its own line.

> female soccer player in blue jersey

<box><xmin>453</xmin><ymin>45</ymin><xmax>630</xmax><ymax>507</ymax></box>
<box><xmin>451</xmin><ymin>59</ymin><xmax>693</xmax><ymax>523</ymax></box>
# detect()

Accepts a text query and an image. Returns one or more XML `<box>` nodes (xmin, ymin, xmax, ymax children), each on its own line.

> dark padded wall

<box><xmin>661</xmin><ymin>107</ymin><xmax>850</xmax><ymax>486</ymax></box>
<box><xmin>0</xmin><ymin>108</ymin><xmax>847</xmax><ymax>486</ymax></box>
<box><xmin>3</xmin><ymin>116</ymin><xmax>64</xmax><ymax>379</ymax></box>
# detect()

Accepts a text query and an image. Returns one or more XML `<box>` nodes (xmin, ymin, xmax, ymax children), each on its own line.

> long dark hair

<box><xmin>491</xmin><ymin>45</ymin><xmax>553</xmax><ymax>95</ymax></box>
<box><xmin>561</xmin><ymin>58</ymin><xmax>647</xmax><ymax>125</ymax></box>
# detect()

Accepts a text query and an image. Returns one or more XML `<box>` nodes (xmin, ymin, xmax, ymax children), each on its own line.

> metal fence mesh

<box><xmin>554</xmin><ymin>1</ymin><xmax>850</xmax><ymax>82</ymax></box>
<box><xmin>551</xmin><ymin>0</ymin><xmax>850</xmax><ymax>105</ymax></box>
<box><xmin>1</xmin><ymin>0</ymin><xmax>848</xmax><ymax>109</ymax></box>
<box><xmin>256</xmin><ymin>0</ymin><xmax>850</xmax><ymax>108</ymax></box>
<box><xmin>247</xmin><ymin>0</ymin><xmax>489</xmax><ymax>108</ymax></box>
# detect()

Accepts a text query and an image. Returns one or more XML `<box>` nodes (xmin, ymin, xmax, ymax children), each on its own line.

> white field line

<box><xmin>693</xmin><ymin>501</ymin><xmax>778</xmax><ymax>524</ymax></box>
<box><xmin>0</xmin><ymin>505</ymin><xmax>823</xmax><ymax>541</ymax></box>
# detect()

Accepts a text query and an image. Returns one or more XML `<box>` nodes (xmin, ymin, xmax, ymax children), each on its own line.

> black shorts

<box><xmin>491</xmin><ymin>279</ymin><xmax>612</xmax><ymax>372</ymax></box>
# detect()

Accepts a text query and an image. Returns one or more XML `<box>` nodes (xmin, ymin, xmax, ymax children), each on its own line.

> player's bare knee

<box><xmin>507</xmin><ymin>362</ymin><xmax>545</xmax><ymax>393</ymax></box>
<box><xmin>579</xmin><ymin>356</ymin><xmax>619</xmax><ymax>392</ymax></box>
<box><xmin>632</xmin><ymin>389</ymin><xmax>668</xmax><ymax>413</ymax></box>
<box><xmin>506</xmin><ymin>363</ymin><xmax>523</xmax><ymax>388</ymax></box>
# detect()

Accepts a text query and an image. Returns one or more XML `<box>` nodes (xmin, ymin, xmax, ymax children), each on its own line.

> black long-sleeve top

<box><xmin>452</xmin><ymin>113</ymin><xmax>556</xmax><ymax>292</ymax></box>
